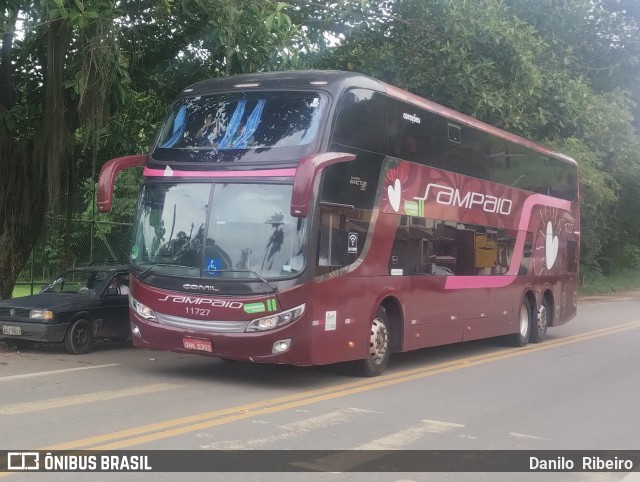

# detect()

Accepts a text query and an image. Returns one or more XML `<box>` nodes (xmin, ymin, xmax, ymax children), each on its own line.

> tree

<box><xmin>309</xmin><ymin>0</ymin><xmax>640</xmax><ymax>273</ymax></box>
<box><xmin>0</xmin><ymin>0</ymin><xmax>305</xmax><ymax>299</ymax></box>
<box><xmin>1</xmin><ymin>0</ymin><xmax>126</xmax><ymax>299</ymax></box>
<box><xmin>3</xmin><ymin>0</ymin><xmax>640</xmax><ymax>297</ymax></box>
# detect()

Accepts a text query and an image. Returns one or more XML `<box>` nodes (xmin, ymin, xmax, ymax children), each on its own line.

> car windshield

<box><xmin>154</xmin><ymin>91</ymin><xmax>325</xmax><ymax>153</ymax></box>
<box><xmin>41</xmin><ymin>270</ymin><xmax>110</xmax><ymax>295</ymax></box>
<box><xmin>131</xmin><ymin>182</ymin><xmax>307</xmax><ymax>280</ymax></box>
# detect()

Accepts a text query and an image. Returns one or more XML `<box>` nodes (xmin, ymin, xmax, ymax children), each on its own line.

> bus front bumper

<box><xmin>129</xmin><ymin>315</ymin><xmax>314</xmax><ymax>365</ymax></box>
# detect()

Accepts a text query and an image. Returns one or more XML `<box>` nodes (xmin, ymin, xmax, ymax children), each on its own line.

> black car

<box><xmin>0</xmin><ymin>265</ymin><xmax>131</xmax><ymax>354</ymax></box>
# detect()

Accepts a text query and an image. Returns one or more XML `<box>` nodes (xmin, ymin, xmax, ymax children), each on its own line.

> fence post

<box><xmin>30</xmin><ymin>248</ymin><xmax>35</xmax><ymax>295</ymax></box>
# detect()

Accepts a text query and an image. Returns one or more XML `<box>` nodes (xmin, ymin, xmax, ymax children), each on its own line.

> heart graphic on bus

<box><xmin>388</xmin><ymin>179</ymin><xmax>402</xmax><ymax>212</ymax></box>
<box><xmin>545</xmin><ymin>221</ymin><xmax>559</xmax><ymax>269</ymax></box>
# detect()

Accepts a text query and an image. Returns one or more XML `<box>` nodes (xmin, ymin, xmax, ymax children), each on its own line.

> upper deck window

<box><xmin>153</xmin><ymin>92</ymin><xmax>326</xmax><ymax>162</ymax></box>
<box><xmin>332</xmin><ymin>88</ymin><xmax>387</xmax><ymax>154</ymax></box>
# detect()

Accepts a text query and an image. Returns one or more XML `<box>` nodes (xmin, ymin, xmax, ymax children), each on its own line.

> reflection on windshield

<box><xmin>132</xmin><ymin>183</ymin><xmax>307</xmax><ymax>280</ymax></box>
<box><xmin>154</xmin><ymin>92</ymin><xmax>325</xmax><ymax>153</ymax></box>
<box><xmin>41</xmin><ymin>270</ymin><xmax>109</xmax><ymax>295</ymax></box>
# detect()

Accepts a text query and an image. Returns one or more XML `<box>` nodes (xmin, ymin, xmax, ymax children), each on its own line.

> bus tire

<box><xmin>355</xmin><ymin>307</ymin><xmax>391</xmax><ymax>377</ymax></box>
<box><xmin>530</xmin><ymin>297</ymin><xmax>549</xmax><ymax>343</ymax></box>
<box><xmin>511</xmin><ymin>298</ymin><xmax>531</xmax><ymax>347</ymax></box>
<box><xmin>64</xmin><ymin>319</ymin><xmax>93</xmax><ymax>355</ymax></box>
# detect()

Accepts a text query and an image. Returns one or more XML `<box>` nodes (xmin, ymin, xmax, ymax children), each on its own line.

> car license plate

<box><xmin>183</xmin><ymin>337</ymin><xmax>212</xmax><ymax>352</ymax></box>
<box><xmin>2</xmin><ymin>326</ymin><xmax>22</xmax><ymax>336</ymax></box>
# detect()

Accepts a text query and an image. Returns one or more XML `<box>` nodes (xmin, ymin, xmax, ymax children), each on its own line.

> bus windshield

<box><xmin>131</xmin><ymin>183</ymin><xmax>307</xmax><ymax>280</ymax></box>
<box><xmin>153</xmin><ymin>92</ymin><xmax>325</xmax><ymax>155</ymax></box>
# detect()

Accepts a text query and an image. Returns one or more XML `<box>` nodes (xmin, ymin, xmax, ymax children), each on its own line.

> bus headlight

<box><xmin>130</xmin><ymin>296</ymin><xmax>157</xmax><ymax>322</ymax></box>
<box><xmin>245</xmin><ymin>304</ymin><xmax>305</xmax><ymax>332</ymax></box>
<box><xmin>30</xmin><ymin>309</ymin><xmax>53</xmax><ymax>320</ymax></box>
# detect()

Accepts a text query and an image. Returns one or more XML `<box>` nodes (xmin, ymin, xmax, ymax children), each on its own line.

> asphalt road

<box><xmin>1</xmin><ymin>293</ymin><xmax>640</xmax><ymax>481</ymax></box>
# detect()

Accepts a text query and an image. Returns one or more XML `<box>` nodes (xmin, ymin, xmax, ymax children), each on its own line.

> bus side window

<box><xmin>332</xmin><ymin>89</ymin><xmax>386</xmax><ymax>154</ymax></box>
<box><xmin>389</xmin><ymin>216</ymin><xmax>440</xmax><ymax>276</ymax></box>
<box><xmin>316</xmin><ymin>204</ymin><xmax>368</xmax><ymax>276</ymax></box>
<box><xmin>317</xmin><ymin>206</ymin><xmax>346</xmax><ymax>275</ymax></box>
<box><xmin>386</xmin><ymin>98</ymin><xmax>435</xmax><ymax>164</ymax></box>
<box><xmin>318</xmin><ymin>211</ymin><xmax>343</xmax><ymax>267</ymax></box>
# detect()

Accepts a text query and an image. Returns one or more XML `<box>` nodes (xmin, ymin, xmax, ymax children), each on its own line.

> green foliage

<box><xmin>579</xmin><ymin>268</ymin><xmax>640</xmax><ymax>296</ymax></box>
<box><xmin>0</xmin><ymin>0</ymin><xmax>308</xmax><ymax>298</ymax></box>
<box><xmin>311</xmin><ymin>0</ymin><xmax>640</xmax><ymax>275</ymax></box>
<box><xmin>313</xmin><ymin>0</ymin><xmax>594</xmax><ymax>139</ymax></box>
<box><xmin>3</xmin><ymin>0</ymin><xmax>640</xmax><ymax>296</ymax></box>
<box><xmin>547</xmin><ymin>137</ymin><xmax>618</xmax><ymax>268</ymax></box>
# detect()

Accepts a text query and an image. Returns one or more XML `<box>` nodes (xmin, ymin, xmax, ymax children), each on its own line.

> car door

<box><xmin>100</xmin><ymin>272</ymin><xmax>130</xmax><ymax>337</ymax></box>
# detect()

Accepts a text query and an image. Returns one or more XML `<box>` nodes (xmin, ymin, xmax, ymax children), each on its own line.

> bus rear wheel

<box><xmin>530</xmin><ymin>298</ymin><xmax>549</xmax><ymax>343</ymax></box>
<box><xmin>355</xmin><ymin>307</ymin><xmax>390</xmax><ymax>377</ymax></box>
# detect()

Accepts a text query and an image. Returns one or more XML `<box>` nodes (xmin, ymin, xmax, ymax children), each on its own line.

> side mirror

<box><xmin>98</xmin><ymin>154</ymin><xmax>147</xmax><ymax>212</ymax></box>
<box><xmin>106</xmin><ymin>287</ymin><xmax>120</xmax><ymax>296</ymax></box>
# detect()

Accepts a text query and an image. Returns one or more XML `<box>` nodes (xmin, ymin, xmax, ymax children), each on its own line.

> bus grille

<box><xmin>155</xmin><ymin>312</ymin><xmax>248</xmax><ymax>333</ymax></box>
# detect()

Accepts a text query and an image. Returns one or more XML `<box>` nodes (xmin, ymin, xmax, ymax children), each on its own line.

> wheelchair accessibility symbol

<box><xmin>206</xmin><ymin>258</ymin><xmax>222</xmax><ymax>276</ymax></box>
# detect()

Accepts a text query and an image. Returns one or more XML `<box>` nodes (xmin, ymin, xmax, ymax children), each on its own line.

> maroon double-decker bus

<box><xmin>98</xmin><ymin>70</ymin><xmax>579</xmax><ymax>376</ymax></box>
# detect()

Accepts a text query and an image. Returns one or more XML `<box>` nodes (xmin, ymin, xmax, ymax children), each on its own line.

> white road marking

<box><xmin>355</xmin><ymin>419</ymin><xmax>466</xmax><ymax>450</ymax></box>
<box><xmin>0</xmin><ymin>383</ymin><xmax>180</xmax><ymax>414</ymax></box>
<box><xmin>201</xmin><ymin>407</ymin><xmax>375</xmax><ymax>449</ymax></box>
<box><xmin>294</xmin><ymin>419</ymin><xmax>466</xmax><ymax>471</ymax></box>
<box><xmin>621</xmin><ymin>472</ymin><xmax>640</xmax><ymax>482</ymax></box>
<box><xmin>509</xmin><ymin>432</ymin><xmax>552</xmax><ymax>441</ymax></box>
<box><xmin>0</xmin><ymin>364</ymin><xmax>120</xmax><ymax>383</ymax></box>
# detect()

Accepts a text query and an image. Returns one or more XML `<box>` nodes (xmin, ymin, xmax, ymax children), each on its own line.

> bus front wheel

<box><xmin>355</xmin><ymin>307</ymin><xmax>391</xmax><ymax>377</ymax></box>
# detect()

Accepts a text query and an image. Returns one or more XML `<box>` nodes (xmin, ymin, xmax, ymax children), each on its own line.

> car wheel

<box><xmin>64</xmin><ymin>319</ymin><xmax>93</xmax><ymax>354</ymax></box>
<box><xmin>353</xmin><ymin>307</ymin><xmax>391</xmax><ymax>377</ymax></box>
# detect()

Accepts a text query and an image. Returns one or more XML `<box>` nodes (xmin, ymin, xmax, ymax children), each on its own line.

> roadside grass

<box><xmin>12</xmin><ymin>284</ymin><xmax>47</xmax><ymax>298</ymax></box>
<box><xmin>579</xmin><ymin>269</ymin><xmax>640</xmax><ymax>296</ymax></box>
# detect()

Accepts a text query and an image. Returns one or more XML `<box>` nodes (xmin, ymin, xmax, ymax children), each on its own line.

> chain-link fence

<box><xmin>14</xmin><ymin>217</ymin><xmax>133</xmax><ymax>297</ymax></box>
<box><xmin>11</xmin><ymin>161</ymin><xmax>141</xmax><ymax>297</ymax></box>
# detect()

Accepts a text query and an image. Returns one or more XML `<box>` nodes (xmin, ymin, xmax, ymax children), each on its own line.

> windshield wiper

<box><xmin>137</xmin><ymin>265</ymin><xmax>278</xmax><ymax>293</ymax></box>
<box><xmin>247</xmin><ymin>270</ymin><xmax>278</xmax><ymax>293</ymax></box>
<box><xmin>205</xmin><ymin>269</ymin><xmax>278</xmax><ymax>293</ymax></box>
<box><xmin>138</xmin><ymin>263</ymin><xmax>196</xmax><ymax>281</ymax></box>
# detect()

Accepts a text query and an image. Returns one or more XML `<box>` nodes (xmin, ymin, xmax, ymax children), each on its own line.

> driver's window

<box><xmin>316</xmin><ymin>204</ymin><xmax>370</xmax><ymax>276</ymax></box>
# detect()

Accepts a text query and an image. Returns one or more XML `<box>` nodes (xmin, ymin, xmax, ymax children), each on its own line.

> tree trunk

<box><xmin>0</xmin><ymin>14</ymin><xmax>73</xmax><ymax>299</ymax></box>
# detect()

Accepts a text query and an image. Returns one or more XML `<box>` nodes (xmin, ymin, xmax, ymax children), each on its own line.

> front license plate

<box><xmin>183</xmin><ymin>337</ymin><xmax>212</xmax><ymax>352</ymax></box>
<box><xmin>2</xmin><ymin>326</ymin><xmax>22</xmax><ymax>336</ymax></box>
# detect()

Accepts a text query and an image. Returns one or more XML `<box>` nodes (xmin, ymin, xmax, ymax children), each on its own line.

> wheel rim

<box><xmin>73</xmin><ymin>324</ymin><xmax>89</xmax><ymax>347</ymax></box>
<box><xmin>369</xmin><ymin>317</ymin><xmax>389</xmax><ymax>364</ymax></box>
<box><xmin>537</xmin><ymin>305</ymin><xmax>548</xmax><ymax>335</ymax></box>
<box><xmin>519</xmin><ymin>304</ymin><xmax>529</xmax><ymax>337</ymax></box>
